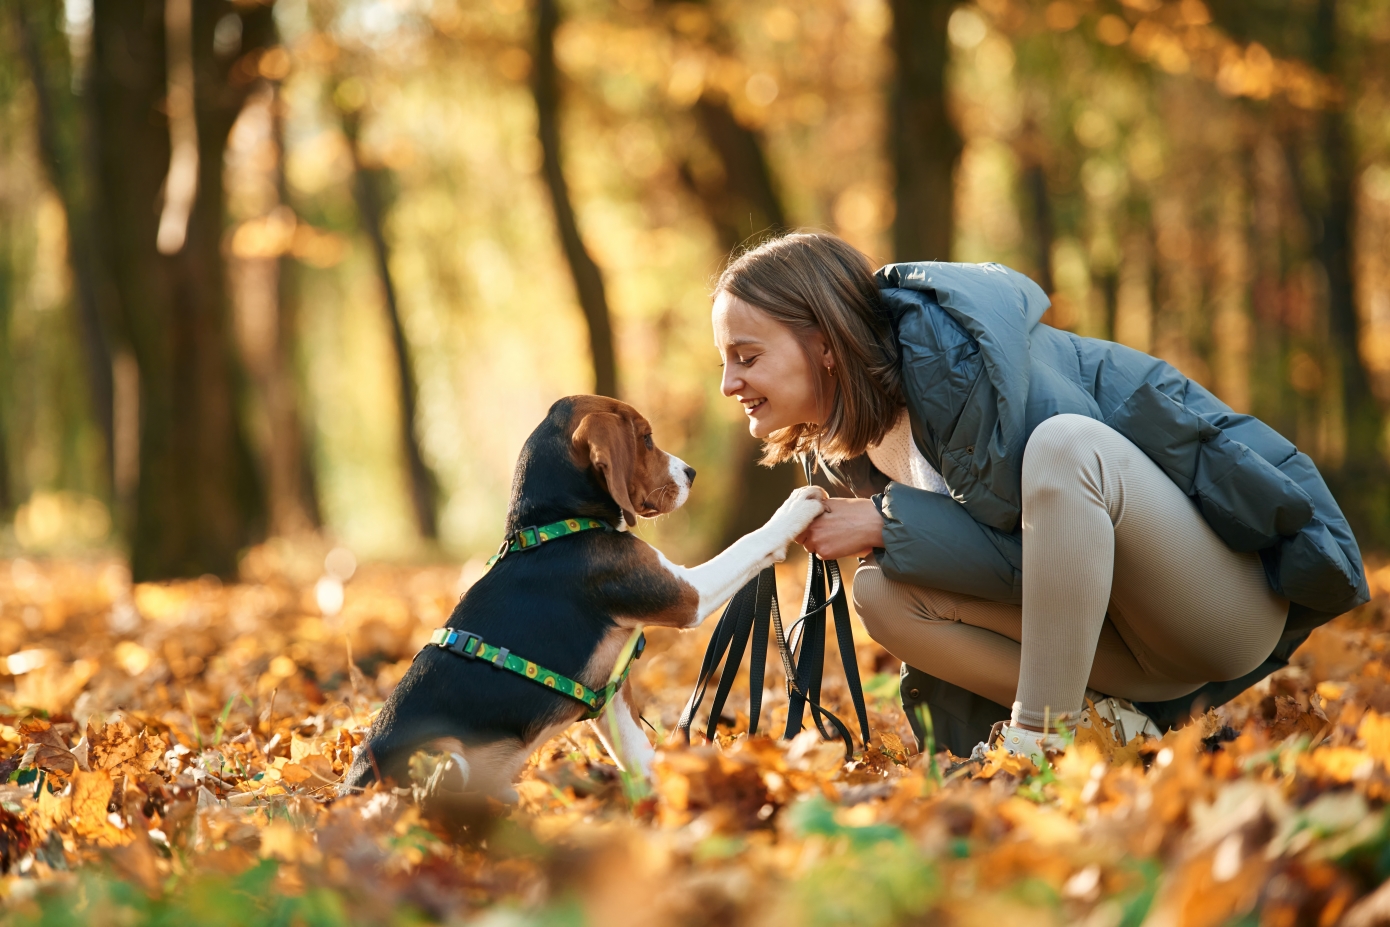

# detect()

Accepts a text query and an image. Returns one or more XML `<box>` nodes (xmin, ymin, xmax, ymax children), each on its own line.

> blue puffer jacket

<box><xmin>819</xmin><ymin>261</ymin><xmax>1369</xmax><ymax>725</ymax></box>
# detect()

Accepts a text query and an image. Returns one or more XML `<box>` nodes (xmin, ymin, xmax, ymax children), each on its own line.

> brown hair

<box><xmin>715</xmin><ymin>232</ymin><xmax>903</xmax><ymax>465</ymax></box>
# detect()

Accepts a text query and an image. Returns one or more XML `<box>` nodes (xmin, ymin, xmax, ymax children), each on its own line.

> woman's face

<box><xmin>712</xmin><ymin>291</ymin><xmax>834</xmax><ymax>439</ymax></box>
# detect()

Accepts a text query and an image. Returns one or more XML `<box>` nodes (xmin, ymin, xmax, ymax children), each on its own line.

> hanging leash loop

<box><xmin>678</xmin><ymin>460</ymin><xmax>871</xmax><ymax>758</ymax></box>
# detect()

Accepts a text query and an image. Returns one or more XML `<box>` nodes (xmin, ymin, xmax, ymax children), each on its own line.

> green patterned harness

<box><xmin>486</xmin><ymin>516</ymin><xmax>610</xmax><ymax>566</ymax></box>
<box><xmin>430</xmin><ymin>516</ymin><xmax>643</xmax><ymax>719</ymax></box>
<box><xmin>425</xmin><ymin>626</ymin><xmax>644</xmax><ymax>719</ymax></box>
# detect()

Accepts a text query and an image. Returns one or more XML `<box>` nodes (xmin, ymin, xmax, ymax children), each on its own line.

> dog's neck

<box><xmin>504</xmin><ymin>432</ymin><xmax>625</xmax><ymax>534</ymax></box>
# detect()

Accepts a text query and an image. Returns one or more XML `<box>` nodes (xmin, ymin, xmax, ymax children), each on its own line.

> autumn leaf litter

<box><xmin>3</xmin><ymin>547</ymin><xmax>1390</xmax><ymax>926</ymax></box>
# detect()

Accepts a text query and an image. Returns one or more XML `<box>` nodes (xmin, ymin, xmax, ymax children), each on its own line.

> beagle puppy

<box><xmin>344</xmin><ymin>395</ymin><xmax>828</xmax><ymax>802</ymax></box>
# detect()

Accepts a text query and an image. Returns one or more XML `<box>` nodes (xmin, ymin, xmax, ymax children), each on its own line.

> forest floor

<box><xmin>3</xmin><ymin>544</ymin><xmax>1390</xmax><ymax>926</ymax></box>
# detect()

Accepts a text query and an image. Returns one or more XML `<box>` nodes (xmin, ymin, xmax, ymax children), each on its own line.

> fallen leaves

<box><xmin>3</xmin><ymin>551</ymin><xmax>1390</xmax><ymax>926</ymax></box>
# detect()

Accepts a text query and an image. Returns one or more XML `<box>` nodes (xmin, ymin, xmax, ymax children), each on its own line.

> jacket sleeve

<box><xmin>875</xmin><ymin>482</ymin><xmax>1023</xmax><ymax>604</ymax></box>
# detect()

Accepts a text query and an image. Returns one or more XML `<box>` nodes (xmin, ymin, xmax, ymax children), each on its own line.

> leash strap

<box><xmin>783</xmin><ymin>554</ymin><xmax>870</xmax><ymax>750</ymax></box>
<box><xmin>486</xmin><ymin>517</ymin><xmax>610</xmax><ymax>566</ymax></box>
<box><xmin>679</xmin><ymin>456</ymin><xmax>872</xmax><ymax>758</ymax></box>
<box><xmin>426</xmin><ymin>626</ymin><xmax>644</xmax><ymax>720</ymax></box>
<box><xmin>677</xmin><ymin>556</ymin><xmax>871</xmax><ymax>758</ymax></box>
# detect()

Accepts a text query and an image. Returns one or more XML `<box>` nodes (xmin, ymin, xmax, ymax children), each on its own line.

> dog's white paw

<box><xmin>770</xmin><ymin>485</ymin><xmax>829</xmax><ymax>537</ymax></box>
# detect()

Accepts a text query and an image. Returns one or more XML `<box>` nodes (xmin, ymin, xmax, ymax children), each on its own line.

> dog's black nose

<box><xmin>684</xmin><ymin>466</ymin><xmax>697</xmax><ymax>485</ymax></box>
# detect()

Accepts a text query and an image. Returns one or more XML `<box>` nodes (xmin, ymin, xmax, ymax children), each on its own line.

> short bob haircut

<box><xmin>714</xmin><ymin>232</ymin><xmax>903</xmax><ymax>466</ymax></box>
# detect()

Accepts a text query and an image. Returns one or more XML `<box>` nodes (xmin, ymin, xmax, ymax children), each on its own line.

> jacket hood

<box><xmin>876</xmin><ymin>262</ymin><xmax>1052</xmax><ymax>334</ymax></box>
<box><xmin>873</xmin><ymin>261</ymin><xmax>1051</xmax><ymax>532</ymax></box>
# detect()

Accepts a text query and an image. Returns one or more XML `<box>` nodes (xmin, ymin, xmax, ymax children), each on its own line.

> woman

<box><xmin>712</xmin><ymin>232</ymin><xmax>1368</xmax><ymax>761</ymax></box>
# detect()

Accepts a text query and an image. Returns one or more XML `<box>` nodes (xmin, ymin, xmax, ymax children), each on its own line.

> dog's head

<box><xmin>563</xmin><ymin>396</ymin><xmax>695</xmax><ymax>527</ymax></box>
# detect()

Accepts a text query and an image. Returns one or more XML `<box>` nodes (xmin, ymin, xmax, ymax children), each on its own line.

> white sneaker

<box><xmin>998</xmin><ymin>724</ymin><xmax>1069</xmax><ymax>766</ymax></box>
<box><xmin>1081</xmin><ymin>696</ymin><xmax>1161</xmax><ymax>743</ymax></box>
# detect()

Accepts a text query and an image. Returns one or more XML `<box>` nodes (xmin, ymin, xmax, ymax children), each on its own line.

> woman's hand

<box><xmin>796</xmin><ymin>497</ymin><xmax>884</xmax><ymax>560</ymax></box>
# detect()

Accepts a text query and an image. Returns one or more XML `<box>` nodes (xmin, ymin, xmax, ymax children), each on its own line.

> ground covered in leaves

<box><xmin>5</xmin><ymin>543</ymin><xmax>1390</xmax><ymax>926</ymax></box>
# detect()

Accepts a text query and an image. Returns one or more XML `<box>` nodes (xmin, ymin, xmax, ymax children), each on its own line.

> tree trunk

<box><xmin>227</xmin><ymin>83</ymin><xmax>320</xmax><ymax>538</ymax></box>
<box><xmin>0</xmin><ymin>242</ymin><xmax>12</xmax><ymax>517</ymax></box>
<box><xmin>686</xmin><ymin>97</ymin><xmax>787</xmax><ymax>248</ymax></box>
<box><xmin>1308</xmin><ymin>0</ymin><xmax>1375</xmax><ymax>464</ymax></box>
<box><xmin>90</xmin><ymin>0</ymin><xmax>269</xmax><ymax>580</ymax></box>
<box><xmin>1022</xmin><ymin>162</ymin><xmax>1055</xmax><ymax>295</ymax></box>
<box><xmin>533</xmin><ymin>0</ymin><xmax>618</xmax><ymax>399</ymax></box>
<box><xmin>1274</xmin><ymin>0</ymin><xmax>1385</xmax><ymax>537</ymax></box>
<box><xmin>889</xmin><ymin>0</ymin><xmax>961</xmax><ymax>262</ymax></box>
<box><xmin>12</xmin><ymin>1</ymin><xmax>115</xmax><ymax>489</ymax></box>
<box><xmin>273</xmin><ymin>93</ymin><xmax>322</xmax><ymax>531</ymax></box>
<box><xmin>341</xmin><ymin>107</ymin><xmax>440</xmax><ymax>541</ymax></box>
<box><xmin>1015</xmin><ymin>120</ymin><xmax>1054</xmax><ymax>294</ymax></box>
<box><xmin>675</xmin><ymin>93</ymin><xmax>799</xmax><ymax>549</ymax></box>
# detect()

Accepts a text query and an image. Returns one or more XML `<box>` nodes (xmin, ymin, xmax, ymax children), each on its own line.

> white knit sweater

<box><xmin>865</xmin><ymin>409</ymin><xmax>950</xmax><ymax>495</ymax></box>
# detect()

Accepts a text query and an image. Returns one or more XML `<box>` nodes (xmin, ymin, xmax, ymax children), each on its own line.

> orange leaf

<box><xmin>69</xmin><ymin>770</ymin><xmax>134</xmax><ymax>847</ymax></box>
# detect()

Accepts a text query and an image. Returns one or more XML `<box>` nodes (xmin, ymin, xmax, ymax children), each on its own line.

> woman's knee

<box><xmin>852</xmin><ymin>566</ymin><xmax>962</xmax><ymax>643</ymax></box>
<box><xmin>1021</xmin><ymin>414</ymin><xmax>1114</xmax><ymax>502</ymax></box>
<box><xmin>851</xmin><ymin>565</ymin><xmax>894</xmax><ymax>639</ymax></box>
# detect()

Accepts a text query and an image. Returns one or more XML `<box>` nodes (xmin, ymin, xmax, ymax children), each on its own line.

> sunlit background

<box><xmin>1</xmin><ymin>0</ymin><xmax>1388</xmax><ymax>579</ymax></box>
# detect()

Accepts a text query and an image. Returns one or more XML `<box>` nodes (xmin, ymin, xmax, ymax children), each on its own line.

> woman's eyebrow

<box><xmin>727</xmin><ymin>338</ymin><xmax>763</xmax><ymax>348</ymax></box>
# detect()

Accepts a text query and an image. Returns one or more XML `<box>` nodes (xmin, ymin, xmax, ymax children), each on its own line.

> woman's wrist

<box><xmin>796</xmin><ymin>496</ymin><xmax>884</xmax><ymax>560</ymax></box>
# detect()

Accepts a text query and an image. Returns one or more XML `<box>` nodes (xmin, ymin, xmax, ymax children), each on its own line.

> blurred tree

<box><xmin>225</xmin><ymin>80</ymin><xmax>322</xmax><ymax>539</ymax></box>
<box><xmin>679</xmin><ymin>98</ymin><xmax>787</xmax><ymax>249</ymax></box>
<box><xmin>0</xmin><ymin>26</ymin><xmax>14</xmax><ymax>518</ymax></box>
<box><xmin>533</xmin><ymin>0</ymin><xmax>618</xmax><ymax>399</ymax></box>
<box><xmin>1016</xmin><ymin>120</ymin><xmax>1056</xmax><ymax>295</ymax></box>
<box><xmin>1206</xmin><ymin>0</ymin><xmax>1387</xmax><ymax>535</ymax></box>
<box><xmin>270</xmin><ymin>96</ymin><xmax>322</xmax><ymax>534</ymax></box>
<box><xmin>890</xmin><ymin>0</ymin><xmax>960</xmax><ymax>262</ymax></box>
<box><xmin>0</xmin><ymin>228</ymin><xmax>11</xmax><ymax>518</ymax></box>
<box><xmin>657</xmin><ymin>0</ymin><xmax>798</xmax><ymax>550</ymax></box>
<box><xmin>339</xmin><ymin>102</ymin><xmax>440</xmax><ymax>541</ymax></box>
<box><xmin>88</xmin><ymin>0</ymin><xmax>272</xmax><ymax>579</ymax></box>
<box><xmin>11</xmin><ymin>1</ymin><xmax>115</xmax><ymax>492</ymax></box>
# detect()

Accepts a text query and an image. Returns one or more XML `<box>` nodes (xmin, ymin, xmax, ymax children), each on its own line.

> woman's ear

<box><xmin>807</xmin><ymin>329</ymin><xmax>834</xmax><ymax>373</ymax></box>
<box><xmin>572</xmin><ymin>412</ymin><xmax>638</xmax><ymax>526</ymax></box>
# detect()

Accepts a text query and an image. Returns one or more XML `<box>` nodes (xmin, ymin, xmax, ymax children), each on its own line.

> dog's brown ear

<box><xmin>572</xmin><ymin>412</ymin><xmax>637</xmax><ymax>526</ymax></box>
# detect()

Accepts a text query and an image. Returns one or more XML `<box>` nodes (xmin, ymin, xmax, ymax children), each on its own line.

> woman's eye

<box><xmin>738</xmin><ymin>355</ymin><xmax>757</xmax><ymax>367</ymax></box>
<box><xmin>644</xmin><ymin>434</ymin><xmax>655</xmax><ymax>450</ymax></box>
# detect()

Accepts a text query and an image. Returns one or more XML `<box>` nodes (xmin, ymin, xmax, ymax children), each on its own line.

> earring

<box><xmin>827</xmin><ymin>366</ymin><xmax>836</xmax><ymax>377</ymax></box>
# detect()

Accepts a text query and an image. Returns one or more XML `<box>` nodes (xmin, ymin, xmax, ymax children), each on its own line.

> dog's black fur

<box><xmin>344</xmin><ymin>397</ymin><xmax>695</xmax><ymax>792</ymax></box>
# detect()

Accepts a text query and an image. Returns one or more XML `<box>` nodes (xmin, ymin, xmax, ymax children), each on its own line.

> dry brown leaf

<box><xmin>280</xmin><ymin>763</ymin><xmax>313</xmax><ymax>785</ymax></box>
<box><xmin>89</xmin><ymin>721</ymin><xmax>141</xmax><ymax>772</ymax></box>
<box><xmin>30</xmin><ymin>743</ymin><xmax>76</xmax><ymax>775</ymax></box>
<box><xmin>68</xmin><ymin>769</ymin><xmax>133</xmax><ymax>847</ymax></box>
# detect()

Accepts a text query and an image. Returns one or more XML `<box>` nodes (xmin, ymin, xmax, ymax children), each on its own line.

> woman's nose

<box><xmin>720</xmin><ymin>366</ymin><xmax>741</xmax><ymax>396</ymax></box>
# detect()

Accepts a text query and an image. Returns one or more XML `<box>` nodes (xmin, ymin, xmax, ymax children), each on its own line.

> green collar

<box><xmin>427</xmin><ymin>626</ymin><xmax>644</xmax><ymax>719</ymax></box>
<box><xmin>487</xmin><ymin>516</ymin><xmax>611</xmax><ymax>566</ymax></box>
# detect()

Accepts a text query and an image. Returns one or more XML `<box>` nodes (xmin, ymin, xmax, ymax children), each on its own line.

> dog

<box><xmin>344</xmin><ymin>395</ymin><xmax>828</xmax><ymax>802</ymax></box>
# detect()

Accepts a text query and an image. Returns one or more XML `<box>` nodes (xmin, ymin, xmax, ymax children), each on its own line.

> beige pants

<box><xmin>852</xmin><ymin>414</ymin><xmax>1289</xmax><ymax>729</ymax></box>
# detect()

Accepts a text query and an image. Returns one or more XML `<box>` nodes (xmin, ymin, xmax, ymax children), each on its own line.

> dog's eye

<box><xmin>643</xmin><ymin>434</ymin><xmax>654</xmax><ymax>450</ymax></box>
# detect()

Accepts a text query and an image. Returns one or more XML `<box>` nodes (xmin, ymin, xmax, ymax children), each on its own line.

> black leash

<box><xmin>677</xmin><ymin>552</ymin><xmax>871</xmax><ymax>759</ymax></box>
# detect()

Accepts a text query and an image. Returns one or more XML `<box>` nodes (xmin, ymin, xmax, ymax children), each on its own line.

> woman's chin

<box><xmin>747</xmin><ymin>415</ymin><xmax>782</xmax><ymax>439</ymax></box>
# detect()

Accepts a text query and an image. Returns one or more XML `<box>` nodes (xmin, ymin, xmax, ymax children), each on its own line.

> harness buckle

<box><xmin>514</xmin><ymin>525</ymin><xmax>541</xmax><ymax>549</ymax></box>
<box><xmin>432</xmin><ymin>628</ymin><xmax>483</xmax><ymax>659</ymax></box>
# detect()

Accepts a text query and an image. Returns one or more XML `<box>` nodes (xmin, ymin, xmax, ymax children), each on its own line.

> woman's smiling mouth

<box><xmin>741</xmin><ymin>398</ymin><xmax>766</xmax><ymax>416</ymax></box>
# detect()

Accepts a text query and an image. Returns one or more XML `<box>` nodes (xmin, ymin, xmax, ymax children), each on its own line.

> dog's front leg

<box><xmin>662</xmin><ymin>485</ymin><xmax>828</xmax><ymax>626</ymax></box>
<box><xmin>588</xmin><ymin>682</ymin><xmax>654</xmax><ymax>778</ymax></box>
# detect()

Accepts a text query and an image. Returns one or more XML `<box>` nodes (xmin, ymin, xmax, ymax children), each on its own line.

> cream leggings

<box><xmin>851</xmin><ymin>414</ymin><xmax>1289</xmax><ymax>729</ymax></box>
